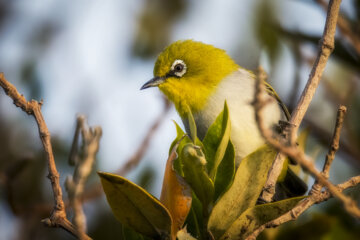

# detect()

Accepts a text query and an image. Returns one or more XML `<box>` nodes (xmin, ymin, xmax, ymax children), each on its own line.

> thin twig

<box><xmin>310</xmin><ymin>105</ymin><xmax>346</xmax><ymax>195</ymax></box>
<box><xmin>66</xmin><ymin>115</ymin><xmax>102</xmax><ymax>239</ymax></box>
<box><xmin>0</xmin><ymin>73</ymin><xmax>90</xmax><ymax>240</ymax></box>
<box><xmin>315</xmin><ymin>0</ymin><xmax>360</xmax><ymax>55</ymax></box>
<box><xmin>254</xmin><ymin>75</ymin><xmax>360</xmax><ymax>218</ymax></box>
<box><xmin>289</xmin><ymin>0</ymin><xmax>342</xmax><ymax>144</ymax></box>
<box><xmin>259</xmin><ymin>0</ymin><xmax>343</xmax><ymax>202</ymax></box>
<box><xmin>246</xmin><ymin>175</ymin><xmax>360</xmax><ymax>240</ymax></box>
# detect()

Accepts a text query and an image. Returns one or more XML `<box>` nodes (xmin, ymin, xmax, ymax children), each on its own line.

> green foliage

<box><xmin>98</xmin><ymin>172</ymin><xmax>172</xmax><ymax>239</ymax></box>
<box><xmin>213</xmin><ymin>140</ymin><xmax>235</xmax><ymax>201</ymax></box>
<box><xmin>219</xmin><ymin>196</ymin><xmax>306</xmax><ymax>240</ymax></box>
<box><xmin>99</xmin><ymin>103</ymin><xmax>309</xmax><ymax>240</ymax></box>
<box><xmin>181</xmin><ymin>143</ymin><xmax>214</xmax><ymax>216</ymax></box>
<box><xmin>208</xmin><ymin>145</ymin><xmax>277</xmax><ymax>239</ymax></box>
<box><xmin>203</xmin><ymin>101</ymin><xmax>232</xmax><ymax>179</ymax></box>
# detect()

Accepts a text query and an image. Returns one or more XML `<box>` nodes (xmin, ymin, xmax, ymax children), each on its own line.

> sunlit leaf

<box><xmin>160</xmin><ymin>142</ymin><xmax>192</xmax><ymax>239</ymax></box>
<box><xmin>208</xmin><ymin>145</ymin><xmax>277</xmax><ymax>239</ymax></box>
<box><xmin>219</xmin><ymin>196</ymin><xmax>307</xmax><ymax>240</ymax></box>
<box><xmin>98</xmin><ymin>171</ymin><xmax>172</xmax><ymax>239</ymax></box>
<box><xmin>181</xmin><ymin>143</ymin><xmax>214</xmax><ymax>216</ymax></box>
<box><xmin>203</xmin><ymin>101</ymin><xmax>231</xmax><ymax>179</ymax></box>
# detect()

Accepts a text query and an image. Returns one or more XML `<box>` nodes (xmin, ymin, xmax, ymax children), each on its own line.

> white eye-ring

<box><xmin>171</xmin><ymin>59</ymin><xmax>187</xmax><ymax>77</ymax></box>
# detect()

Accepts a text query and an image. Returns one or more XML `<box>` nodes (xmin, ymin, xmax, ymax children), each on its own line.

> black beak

<box><xmin>140</xmin><ymin>76</ymin><xmax>165</xmax><ymax>90</ymax></box>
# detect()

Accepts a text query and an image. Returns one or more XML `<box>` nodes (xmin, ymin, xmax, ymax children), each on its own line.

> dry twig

<box><xmin>289</xmin><ymin>0</ymin><xmax>342</xmax><ymax>143</ymax></box>
<box><xmin>253</xmin><ymin>73</ymin><xmax>360</xmax><ymax>218</ymax></box>
<box><xmin>0</xmin><ymin>73</ymin><xmax>91</xmax><ymax>239</ymax></box>
<box><xmin>66</xmin><ymin>115</ymin><xmax>102</xmax><ymax>239</ymax></box>
<box><xmin>315</xmin><ymin>0</ymin><xmax>360</xmax><ymax>55</ymax></box>
<box><xmin>259</xmin><ymin>0</ymin><xmax>343</xmax><ymax>202</ymax></box>
<box><xmin>246</xmin><ymin>175</ymin><xmax>360</xmax><ymax>240</ymax></box>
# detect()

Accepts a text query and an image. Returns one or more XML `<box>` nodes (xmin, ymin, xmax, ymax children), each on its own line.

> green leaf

<box><xmin>214</xmin><ymin>140</ymin><xmax>235</xmax><ymax>201</ymax></box>
<box><xmin>184</xmin><ymin>193</ymin><xmax>205</xmax><ymax>240</ymax></box>
<box><xmin>98</xmin><ymin>171</ymin><xmax>172</xmax><ymax>239</ymax></box>
<box><xmin>169</xmin><ymin>121</ymin><xmax>192</xmax><ymax>176</ymax></box>
<box><xmin>219</xmin><ymin>196</ymin><xmax>307</xmax><ymax>240</ymax></box>
<box><xmin>203</xmin><ymin>101</ymin><xmax>231</xmax><ymax>180</ymax></box>
<box><xmin>208</xmin><ymin>145</ymin><xmax>277</xmax><ymax>239</ymax></box>
<box><xmin>186</xmin><ymin>105</ymin><xmax>197</xmax><ymax>143</ymax></box>
<box><xmin>181</xmin><ymin>143</ymin><xmax>214</xmax><ymax>216</ymax></box>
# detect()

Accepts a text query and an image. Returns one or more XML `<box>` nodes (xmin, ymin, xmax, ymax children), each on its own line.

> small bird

<box><xmin>141</xmin><ymin>40</ymin><xmax>306</xmax><ymax>198</ymax></box>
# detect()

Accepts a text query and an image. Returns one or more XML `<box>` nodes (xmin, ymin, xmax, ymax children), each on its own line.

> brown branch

<box><xmin>321</xmin><ymin>106</ymin><xmax>346</xmax><ymax>177</ymax></box>
<box><xmin>66</xmin><ymin>115</ymin><xmax>102</xmax><ymax>239</ymax></box>
<box><xmin>0</xmin><ymin>73</ymin><xmax>90</xmax><ymax>240</ymax></box>
<box><xmin>259</xmin><ymin>0</ymin><xmax>343</xmax><ymax>202</ymax></box>
<box><xmin>303</xmin><ymin>118</ymin><xmax>360</xmax><ymax>167</ymax></box>
<box><xmin>289</xmin><ymin>0</ymin><xmax>342</xmax><ymax>144</ymax></box>
<box><xmin>310</xmin><ymin>105</ymin><xmax>346</xmax><ymax>195</ymax></box>
<box><xmin>253</xmin><ymin>74</ymin><xmax>360</xmax><ymax>218</ymax></box>
<box><xmin>315</xmin><ymin>0</ymin><xmax>360</xmax><ymax>55</ymax></box>
<box><xmin>246</xmin><ymin>175</ymin><xmax>360</xmax><ymax>240</ymax></box>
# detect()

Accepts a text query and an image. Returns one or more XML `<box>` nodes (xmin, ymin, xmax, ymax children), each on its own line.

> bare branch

<box><xmin>258</xmin><ymin>0</ymin><xmax>343</xmax><ymax>203</ymax></box>
<box><xmin>66</xmin><ymin>115</ymin><xmax>102</xmax><ymax>239</ymax></box>
<box><xmin>289</xmin><ymin>0</ymin><xmax>342</xmax><ymax>144</ymax></box>
<box><xmin>246</xmin><ymin>175</ymin><xmax>360</xmax><ymax>240</ymax></box>
<box><xmin>0</xmin><ymin>73</ymin><xmax>91</xmax><ymax>240</ymax></box>
<box><xmin>310</xmin><ymin>105</ymin><xmax>346</xmax><ymax>195</ymax></box>
<box><xmin>254</xmin><ymin>75</ymin><xmax>360</xmax><ymax>218</ymax></box>
<box><xmin>315</xmin><ymin>0</ymin><xmax>360</xmax><ymax>55</ymax></box>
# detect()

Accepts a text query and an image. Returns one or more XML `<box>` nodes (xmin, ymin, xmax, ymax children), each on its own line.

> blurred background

<box><xmin>0</xmin><ymin>0</ymin><xmax>359</xmax><ymax>239</ymax></box>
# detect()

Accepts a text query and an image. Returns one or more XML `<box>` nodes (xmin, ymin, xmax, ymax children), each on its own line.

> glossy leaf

<box><xmin>214</xmin><ymin>140</ymin><xmax>235</xmax><ymax>201</ymax></box>
<box><xmin>181</xmin><ymin>143</ymin><xmax>214</xmax><ymax>215</ymax></box>
<box><xmin>220</xmin><ymin>196</ymin><xmax>307</xmax><ymax>240</ymax></box>
<box><xmin>203</xmin><ymin>101</ymin><xmax>231</xmax><ymax>180</ymax></box>
<box><xmin>160</xmin><ymin>142</ymin><xmax>192</xmax><ymax>239</ymax></box>
<box><xmin>208</xmin><ymin>145</ymin><xmax>277</xmax><ymax>239</ymax></box>
<box><xmin>184</xmin><ymin>194</ymin><xmax>205</xmax><ymax>240</ymax></box>
<box><xmin>98</xmin><ymin>171</ymin><xmax>172</xmax><ymax>239</ymax></box>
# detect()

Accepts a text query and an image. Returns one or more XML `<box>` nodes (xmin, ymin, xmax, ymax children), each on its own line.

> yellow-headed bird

<box><xmin>141</xmin><ymin>40</ymin><xmax>307</xmax><ymax>198</ymax></box>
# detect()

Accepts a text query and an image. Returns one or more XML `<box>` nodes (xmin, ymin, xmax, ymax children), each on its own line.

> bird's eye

<box><xmin>171</xmin><ymin>59</ymin><xmax>187</xmax><ymax>77</ymax></box>
<box><xmin>174</xmin><ymin>63</ymin><xmax>184</xmax><ymax>72</ymax></box>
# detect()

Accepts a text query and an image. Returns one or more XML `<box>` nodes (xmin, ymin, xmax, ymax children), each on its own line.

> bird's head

<box><xmin>141</xmin><ymin>40</ymin><xmax>238</xmax><ymax>117</ymax></box>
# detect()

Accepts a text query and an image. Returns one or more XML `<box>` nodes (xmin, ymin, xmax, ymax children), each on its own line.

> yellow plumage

<box><xmin>141</xmin><ymin>39</ymin><xmax>308</xmax><ymax>198</ymax></box>
<box><xmin>154</xmin><ymin>40</ymin><xmax>238</xmax><ymax>117</ymax></box>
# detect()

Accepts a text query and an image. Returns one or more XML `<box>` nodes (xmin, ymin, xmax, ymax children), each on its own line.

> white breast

<box><xmin>185</xmin><ymin>69</ymin><xmax>284</xmax><ymax>164</ymax></box>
